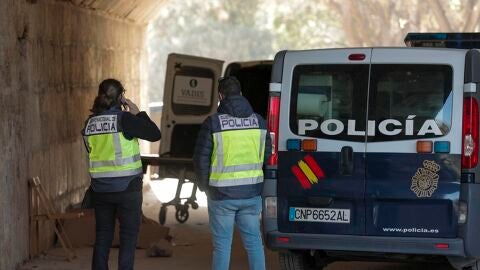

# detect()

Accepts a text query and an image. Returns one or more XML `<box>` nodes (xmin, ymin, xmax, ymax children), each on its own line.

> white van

<box><xmin>142</xmin><ymin>53</ymin><xmax>272</xmax><ymax>223</ymax></box>
<box><xmin>262</xmin><ymin>33</ymin><xmax>480</xmax><ymax>269</ymax></box>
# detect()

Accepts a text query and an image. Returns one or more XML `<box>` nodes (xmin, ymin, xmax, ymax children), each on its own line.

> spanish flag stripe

<box><xmin>298</xmin><ymin>160</ymin><xmax>318</xmax><ymax>184</ymax></box>
<box><xmin>304</xmin><ymin>155</ymin><xmax>325</xmax><ymax>179</ymax></box>
<box><xmin>291</xmin><ymin>165</ymin><xmax>312</xmax><ymax>189</ymax></box>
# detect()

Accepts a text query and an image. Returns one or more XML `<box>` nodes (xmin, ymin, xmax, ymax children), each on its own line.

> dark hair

<box><xmin>218</xmin><ymin>76</ymin><xmax>241</xmax><ymax>97</ymax></box>
<box><xmin>90</xmin><ymin>79</ymin><xmax>125</xmax><ymax>114</ymax></box>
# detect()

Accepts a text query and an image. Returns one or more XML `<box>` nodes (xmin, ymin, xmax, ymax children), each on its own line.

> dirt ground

<box><xmin>20</xmin><ymin>179</ymin><xmax>454</xmax><ymax>270</ymax></box>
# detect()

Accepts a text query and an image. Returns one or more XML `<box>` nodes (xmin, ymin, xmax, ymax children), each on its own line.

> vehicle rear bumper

<box><xmin>266</xmin><ymin>231</ymin><xmax>465</xmax><ymax>257</ymax></box>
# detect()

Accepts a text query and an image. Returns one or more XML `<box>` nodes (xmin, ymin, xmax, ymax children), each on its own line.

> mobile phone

<box><xmin>120</xmin><ymin>95</ymin><xmax>128</xmax><ymax>111</ymax></box>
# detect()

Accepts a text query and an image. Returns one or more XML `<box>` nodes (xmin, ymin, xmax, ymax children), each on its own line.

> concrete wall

<box><xmin>0</xmin><ymin>1</ymin><xmax>151</xmax><ymax>269</ymax></box>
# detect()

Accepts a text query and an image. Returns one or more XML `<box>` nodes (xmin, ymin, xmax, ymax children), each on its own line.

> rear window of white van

<box><xmin>290</xmin><ymin>64</ymin><xmax>453</xmax><ymax>142</ymax></box>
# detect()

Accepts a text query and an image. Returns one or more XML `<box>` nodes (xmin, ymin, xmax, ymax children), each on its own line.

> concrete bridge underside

<box><xmin>0</xmin><ymin>1</ymin><xmax>168</xmax><ymax>268</ymax></box>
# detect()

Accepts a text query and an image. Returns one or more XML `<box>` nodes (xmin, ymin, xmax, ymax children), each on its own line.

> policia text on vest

<box><xmin>209</xmin><ymin>114</ymin><xmax>267</xmax><ymax>188</ymax></box>
<box><xmin>85</xmin><ymin>115</ymin><xmax>119</xmax><ymax>135</ymax></box>
<box><xmin>83</xmin><ymin>113</ymin><xmax>143</xmax><ymax>179</ymax></box>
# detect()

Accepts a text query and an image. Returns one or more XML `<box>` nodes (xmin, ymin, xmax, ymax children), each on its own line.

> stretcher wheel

<box><xmin>175</xmin><ymin>206</ymin><xmax>189</xmax><ymax>223</ymax></box>
<box><xmin>159</xmin><ymin>205</ymin><xmax>167</xmax><ymax>225</ymax></box>
<box><xmin>191</xmin><ymin>202</ymin><xmax>199</xmax><ymax>209</ymax></box>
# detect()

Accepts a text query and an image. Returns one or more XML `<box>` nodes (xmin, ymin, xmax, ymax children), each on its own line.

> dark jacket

<box><xmin>82</xmin><ymin>106</ymin><xmax>161</xmax><ymax>192</ymax></box>
<box><xmin>193</xmin><ymin>95</ymin><xmax>272</xmax><ymax>200</ymax></box>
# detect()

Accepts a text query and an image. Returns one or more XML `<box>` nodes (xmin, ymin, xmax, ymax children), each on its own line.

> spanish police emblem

<box><xmin>410</xmin><ymin>160</ymin><xmax>440</xmax><ymax>198</ymax></box>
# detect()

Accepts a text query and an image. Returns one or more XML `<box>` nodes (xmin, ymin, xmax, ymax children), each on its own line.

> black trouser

<box><xmin>92</xmin><ymin>190</ymin><xmax>142</xmax><ymax>270</ymax></box>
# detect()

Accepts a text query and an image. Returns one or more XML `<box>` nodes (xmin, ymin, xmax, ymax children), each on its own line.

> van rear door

<box><xmin>277</xmin><ymin>49</ymin><xmax>371</xmax><ymax>235</ymax></box>
<box><xmin>160</xmin><ymin>53</ymin><xmax>223</xmax><ymax>158</ymax></box>
<box><xmin>224</xmin><ymin>61</ymin><xmax>273</xmax><ymax>118</ymax></box>
<box><xmin>365</xmin><ymin>48</ymin><xmax>465</xmax><ymax>238</ymax></box>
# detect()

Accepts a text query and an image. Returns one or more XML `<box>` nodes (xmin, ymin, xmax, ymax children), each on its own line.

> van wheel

<box><xmin>279</xmin><ymin>251</ymin><xmax>318</xmax><ymax>270</ymax></box>
<box><xmin>448</xmin><ymin>257</ymin><xmax>479</xmax><ymax>270</ymax></box>
<box><xmin>464</xmin><ymin>260</ymin><xmax>479</xmax><ymax>270</ymax></box>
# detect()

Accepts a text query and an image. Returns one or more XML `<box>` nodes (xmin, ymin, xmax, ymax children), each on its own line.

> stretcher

<box><xmin>141</xmin><ymin>154</ymin><xmax>199</xmax><ymax>225</ymax></box>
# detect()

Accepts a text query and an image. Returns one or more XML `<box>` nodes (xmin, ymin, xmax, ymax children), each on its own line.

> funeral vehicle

<box><xmin>141</xmin><ymin>54</ymin><xmax>272</xmax><ymax>224</ymax></box>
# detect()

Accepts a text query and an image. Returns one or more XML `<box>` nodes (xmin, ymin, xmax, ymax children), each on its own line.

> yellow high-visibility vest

<box><xmin>209</xmin><ymin>114</ymin><xmax>267</xmax><ymax>187</ymax></box>
<box><xmin>83</xmin><ymin>113</ymin><xmax>142</xmax><ymax>178</ymax></box>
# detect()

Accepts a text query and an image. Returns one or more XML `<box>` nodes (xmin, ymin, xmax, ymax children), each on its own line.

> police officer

<box><xmin>193</xmin><ymin>76</ymin><xmax>271</xmax><ymax>270</ymax></box>
<box><xmin>82</xmin><ymin>79</ymin><xmax>160</xmax><ymax>270</ymax></box>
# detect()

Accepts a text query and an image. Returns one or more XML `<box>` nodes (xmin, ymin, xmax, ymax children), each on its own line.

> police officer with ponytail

<box><xmin>82</xmin><ymin>79</ymin><xmax>160</xmax><ymax>270</ymax></box>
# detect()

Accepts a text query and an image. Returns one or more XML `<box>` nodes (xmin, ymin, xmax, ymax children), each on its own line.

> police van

<box><xmin>262</xmin><ymin>33</ymin><xmax>480</xmax><ymax>269</ymax></box>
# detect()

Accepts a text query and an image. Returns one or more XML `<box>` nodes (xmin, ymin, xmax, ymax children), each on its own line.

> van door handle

<box><xmin>340</xmin><ymin>146</ymin><xmax>354</xmax><ymax>175</ymax></box>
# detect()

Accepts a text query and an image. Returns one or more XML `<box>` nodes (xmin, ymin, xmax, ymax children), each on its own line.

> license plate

<box><xmin>289</xmin><ymin>207</ymin><xmax>351</xmax><ymax>223</ymax></box>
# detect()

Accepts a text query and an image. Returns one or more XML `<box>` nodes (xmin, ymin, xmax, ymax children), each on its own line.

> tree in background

<box><xmin>147</xmin><ymin>0</ymin><xmax>480</xmax><ymax>103</ymax></box>
<box><xmin>147</xmin><ymin>0</ymin><xmax>274</xmax><ymax>102</ymax></box>
<box><xmin>323</xmin><ymin>0</ymin><xmax>480</xmax><ymax>46</ymax></box>
<box><xmin>259</xmin><ymin>0</ymin><xmax>342</xmax><ymax>51</ymax></box>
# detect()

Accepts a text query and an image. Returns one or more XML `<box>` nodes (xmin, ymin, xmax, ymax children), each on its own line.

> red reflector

<box><xmin>277</xmin><ymin>237</ymin><xmax>290</xmax><ymax>243</ymax></box>
<box><xmin>435</xmin><ymin>243</ymin><xmax>449</xmax><ymax>249</ymax></box>
<box><xmin>348</xmin><ymin>53</ymin><xmax>366</xmax><ymax>61</ymax></box>
<box><xmin>267</xmin><ymin>96</ymin><xmax>281</xmax><ymax>166</ymax></box>
<box><xmin>462</xmin><ymin>97</ymin><xmax>479</xmax><ymax>169</ymax></box>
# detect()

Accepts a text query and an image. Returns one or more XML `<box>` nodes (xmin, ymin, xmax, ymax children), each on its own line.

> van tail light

<box><xmin>462</xmin><ymin>97</ymin><xmax>479</xmax><ymax>169</ymax></box>
<box><xmin>267</xmin><ymin>95</ymin><xmax>281</xmax><ymax>166</ymax></box>
<box><xmin>264</xmin><ymin>197</ymin><xmax>277</xmax><ymax>218</ymax></box>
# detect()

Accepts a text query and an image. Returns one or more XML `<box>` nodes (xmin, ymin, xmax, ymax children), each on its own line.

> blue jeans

<box><xmin>92</xmin><ymin>190</ymin><xmax>143</xmax><ymax>270</ymax></box>
<box><xmin>208</xmin><ymin>196</ymin><xmax>265</xmax><ymax>270</ymax></box>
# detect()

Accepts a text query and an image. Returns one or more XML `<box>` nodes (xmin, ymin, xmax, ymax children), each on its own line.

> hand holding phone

<box><xmin>123</xmin><ymin>97</ymin><xmax>140</xmax><ymax>115</ymax></box>
<box><xmin>120</xmin><ymin>95</ymin><xmax>128</xmax><ymax>111</ymax></box>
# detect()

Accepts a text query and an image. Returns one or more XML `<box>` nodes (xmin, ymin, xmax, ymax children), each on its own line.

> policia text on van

<box><xmin>298</xmin><ymin>115</ymin><xmax>444</xmax><ymax>137</ymax></box>
<box><xmin>262</xmin><ymin>33</ymin><xmax>480</xmax><ymax>270</ymax></box>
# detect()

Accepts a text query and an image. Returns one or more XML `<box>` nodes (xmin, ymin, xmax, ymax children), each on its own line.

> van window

<box><xmin>368</xmin><ymin>64</ymin><xmax>453</xmax><ymax>142</ymax></box>
<box><xmin>290</xmin><ymin>65</ymin><xmax>369</xmax><ymax>142</ymax></box>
